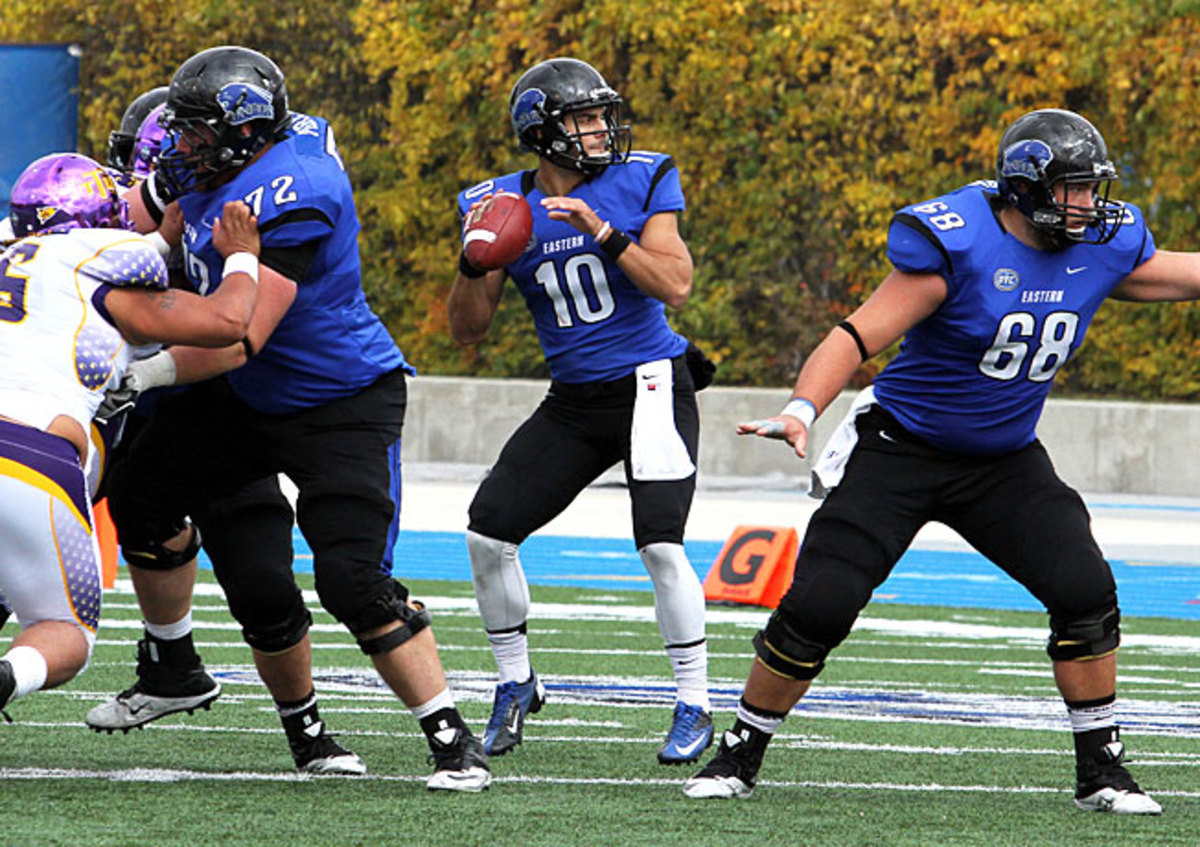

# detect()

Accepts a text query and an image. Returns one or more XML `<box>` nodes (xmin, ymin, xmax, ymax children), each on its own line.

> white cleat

<box><xmin>300</xmin><ymin>752</ymin><xmax>367</xmax><ymax>776</ymax></box>
<box><xmin>86</xmin><ymin>681</ymin><xmax>221</xmax><ymax>732</ymax></box>
<box><xmin>683</xmin><ymin>773</ymin><xmax>754</xmax><ymax>800</ymax></box>
<box><xmin>426</xmin><ymin>765</ymin><xmax>492</xmax><ymax>793</ymax></box>
<box><xmin>1074</xmin><ymin>786</ymin><xmax>1162</xmax><ymax>815</ymax></box>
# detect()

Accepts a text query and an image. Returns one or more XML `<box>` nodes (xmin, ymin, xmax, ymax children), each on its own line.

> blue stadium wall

<box><xmin>0</xmin><ymin>44</ymin><xmax>80</xmax><ymax>206</ymax></box>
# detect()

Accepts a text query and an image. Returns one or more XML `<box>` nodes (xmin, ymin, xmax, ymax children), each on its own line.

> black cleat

<box><xmin>683</xmin><ymin>727</ymin><xmax>768</xmax><ymax>799</ymax></box>
<box><xmin>426</xmin><ymin>727</ymin><xmax>491</xmax><ymax>792</ymax></box>
<box><xmin>1074</xmin><ymin>740</ymin><xmax>1161</xmax><ymax>814</ymax></box>
<box><xmin>289</xmin><ymin>720</ymin><xmax>366</xmax><ymax>775</ymax></box>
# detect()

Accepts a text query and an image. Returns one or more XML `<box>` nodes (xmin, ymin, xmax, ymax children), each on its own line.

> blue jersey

<box><xmin>873</xmin><ymin>181</ymin><xmax>1155</xmax><ymax>455</ymax></box>
<box><xmin>457</xmin><ymin>152</ymin><xmax>690</xmax><ymax>382</ymax></box>
<box><xmin>178</xmin><ymin>112</ymin><xmax>411</xmax><ymax>414</ymax></box>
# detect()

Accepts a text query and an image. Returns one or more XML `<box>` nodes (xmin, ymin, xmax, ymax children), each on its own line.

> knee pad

<box><xmin>351</xmin><ymin>580</ymin><xmax>431</xmax><ymax>655</ymax></box>
<box><xmin>753</xmin><ymin>609</ymin><xmax>831</xmax><ymax>681</ymax></box>
<box><xmin>122</xmin><ymin>521</ymin><xmax>201</xmax><ymax>572</ymax></box>
<box><xmin>1047</xmin><ymin>603</ymin><xmax>1121</xmax><ymax>661</ymax></box>
<box><xmin>241</xmin><ymin>593</ymin><xmax>313</xmax><ymax>655</ymax></box>
<box><xmin>467</xmin><ymin>530</ymin><xmax>530</xmax><ymax>631</ymax></box>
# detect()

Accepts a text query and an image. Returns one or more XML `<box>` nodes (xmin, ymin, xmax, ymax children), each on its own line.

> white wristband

<box><xmin>129</xmin><ymin>350</ymin><xmax>177</xmax><ymax>390</ymax></box>
<box><xmin>780</xmin><ymin>397</ymin><xmax>817</xmax><ymax>429</ymax></box>
<box><xmin>145</xmin><ymin>231</ymin><xmax>172</xmax><ymax>259</ymax></box>
<box><xmin>594</xmin><ymin>221</ymin><xmax>612</xmax><ymax>243</ymax></box>
<box><xmin>222</xmin><ymin>251</ymin><xmax>259</xmax><ymax>283</ymax></box>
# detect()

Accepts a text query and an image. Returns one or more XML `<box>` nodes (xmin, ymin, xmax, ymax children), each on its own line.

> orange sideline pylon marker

<box><xmin>703</xmin><ymin>525</ymin><xmax>799</xmax><ymax>609</ymax></box>
<box><xmin>94</xmin><ymin>497</ymin><xmax>119</xmax><ymax>589</ymax></box>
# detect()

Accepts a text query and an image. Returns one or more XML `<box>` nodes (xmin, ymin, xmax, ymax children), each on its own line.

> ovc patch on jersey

<box><xmin>993</xmin><ymin>268</ymin><xmax>1020</xmax><ymax>292</ymax></box>
<box><xmin>216</xmin><ymin>83</ymin><xmax>275</xmax><ymax>125</ymax></box>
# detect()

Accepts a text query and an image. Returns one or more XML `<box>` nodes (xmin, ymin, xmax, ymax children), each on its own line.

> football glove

<box><xmin>95</xmin><ymin>350</ymin><xmax>177</xmax><ymax>424</ymax></box>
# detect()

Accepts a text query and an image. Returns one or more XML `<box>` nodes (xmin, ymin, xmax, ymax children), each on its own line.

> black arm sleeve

<box><xmin>256</xmin><ymin>208</ymin><xmax>332</xmax><ymax>283</ymax></box>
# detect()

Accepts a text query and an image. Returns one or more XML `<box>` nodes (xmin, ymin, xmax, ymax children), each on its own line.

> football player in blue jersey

<box><xmin>448</xmin><ymin>58</ymin><xmax>715</xmax><ymax>764</ymax></box>
<box><xmin>88</xmin><ymin>79</ymin><xmax>362</xmax><ymax>776</ymax></box>
<box><xmin>684</xmin><ymin>109</ymin><xmax>1200</xmax><ymax>813</ymax></box>
<box><xmin>87</xmin><ymin>46</ymin><xmax>490</xmax><ymax>791</ymax></box>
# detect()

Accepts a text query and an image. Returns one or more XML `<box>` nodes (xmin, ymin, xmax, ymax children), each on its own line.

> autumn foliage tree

<box><xmin>4</xmin><ymin>0</ymin><xmax>1196</xmax><ymax>398</ymax></box>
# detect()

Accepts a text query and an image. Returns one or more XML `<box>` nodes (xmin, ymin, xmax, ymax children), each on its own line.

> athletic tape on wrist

<box><xmin>594</xmin><ymin>221</ymin><xmax>612</xmax><ymax>243</ymax></box>
<box><xmin>222</xmin><ymin>251</ymin><xmax>259</xmax><ymax>283</ymax></box>
<box><xmin>780</xmin><ymin>397</ymin><xmax>817</xmax><ymax>428</ymax></box>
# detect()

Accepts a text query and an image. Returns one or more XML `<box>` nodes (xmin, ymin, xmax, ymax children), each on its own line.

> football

<box><xmin>462</xmin><ymin>191</ymin><xmax>533</xmax><ymax>270</ymax></box>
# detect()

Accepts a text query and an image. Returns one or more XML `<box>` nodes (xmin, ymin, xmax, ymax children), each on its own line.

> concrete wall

<box><xmin>405</xmin><ymin>376</ymin><xmax>1200</xmax><ymax>496</ymax></box>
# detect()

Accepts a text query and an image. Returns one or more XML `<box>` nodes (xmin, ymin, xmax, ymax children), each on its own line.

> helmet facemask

<box><xmin>156</xmin><ymin>99</ymin><xmax>280</xmax><ymax>196</ymax></box>
<box><xmin>538</xmin><ymin>99</ymin><xmax>631</xmax><ymax>176</ymax></box>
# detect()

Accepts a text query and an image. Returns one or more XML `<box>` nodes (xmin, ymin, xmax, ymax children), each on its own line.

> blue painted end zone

<box><xmin>195</xmin><ymin>527</ymin><xmax>1200</xmax><ymax>621</ymax></box>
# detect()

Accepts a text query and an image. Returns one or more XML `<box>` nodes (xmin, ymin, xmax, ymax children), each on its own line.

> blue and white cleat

<box><xmin>482</xmin><ymin>672</ymin><xmax>546</xmax><ymax>756</ymax></box>
<box><xmin>658</xmin><ymin>702</ymin><xmax>715</xmax><ymax>765</ymax></box>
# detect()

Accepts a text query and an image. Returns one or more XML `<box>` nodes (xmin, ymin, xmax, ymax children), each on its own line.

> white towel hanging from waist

<box><xmin>630</xmin><ymin>358</ymin><xmax>696</xmax><ymax>482</ymax></box>
<box><xmin>810</xmin><ymin>386</ymin><xmax>876</xmax><ymax>498</ymax></box>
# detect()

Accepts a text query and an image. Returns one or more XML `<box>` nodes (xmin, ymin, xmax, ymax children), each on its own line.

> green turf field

<box><xmin>2</xmin><ymin>570</ymin><xmax>1196</xmax><ymax>846</ymax></box>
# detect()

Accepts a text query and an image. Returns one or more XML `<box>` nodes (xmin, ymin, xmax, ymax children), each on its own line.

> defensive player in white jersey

<box><xmin>449</xmin><ymin>58</ymin><xmax>716</xmax><ymax>764</ymax></box>
<box><xmin>0</xmin><ymin>152</ymin><xmax>260</xmax><ymax>714</ymax></box>
<box><xmin>684</xmin><ymin>110</ymin><xmax>1200</xmax><ymax>814</ymax></box>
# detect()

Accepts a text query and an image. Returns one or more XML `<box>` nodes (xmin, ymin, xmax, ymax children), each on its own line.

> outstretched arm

<box><xmin>738</xmin><ymin>269</ymin><xmax>947</xmax><ymax>459</ymax></box>
<box><xmin>1110</xmin><ymin>250</ymin><xmax>1200</xmax><ymax>302</ymax></box>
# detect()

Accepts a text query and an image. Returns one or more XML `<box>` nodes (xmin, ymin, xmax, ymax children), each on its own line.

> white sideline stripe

<box><xmin>0</xmin><ymin>766</ymin><xmax>1197</xmax><ymax>798</ymax></box>
<box><xmin>13</xmin><ymin>721</ymin><xmax>1200</xmax><ymax>766</ymax></box>
<box><xmin>102</xmin><ymin>583</ymin><xmax>1200</xmax><ymax>653</ymax></box>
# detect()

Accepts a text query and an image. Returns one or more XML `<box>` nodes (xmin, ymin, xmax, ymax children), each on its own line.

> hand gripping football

<box><xmin>462</xmin><ymin>191</ymin><xmax>533</xmax><ymax>270</ymax></box>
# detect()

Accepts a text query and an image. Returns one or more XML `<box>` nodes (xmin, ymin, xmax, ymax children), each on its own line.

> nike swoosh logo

<box><xmin>673</xmin><ymin>732</ymin><xmax>710</xmax><ymax>757</ymax></box>
<box><xmin>506</xmin><ymin>711</ymin><xmax>521</xmax><ymax>735</ymax></box>
<box><xmin>1066</xmin><ymin>266</ymin><xmax>1087</xmax><ymax>275</ymax></box>
<box><xmin>879</xmin><ymin>430</ymin><xmax>898</xmax><ymax>443</ymax></box>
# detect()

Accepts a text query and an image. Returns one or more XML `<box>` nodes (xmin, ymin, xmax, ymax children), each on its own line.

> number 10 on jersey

<box><xmin>535</xmin><ymin>255</ymin><xmax>616</xmax><ymax>327</ymax></box>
